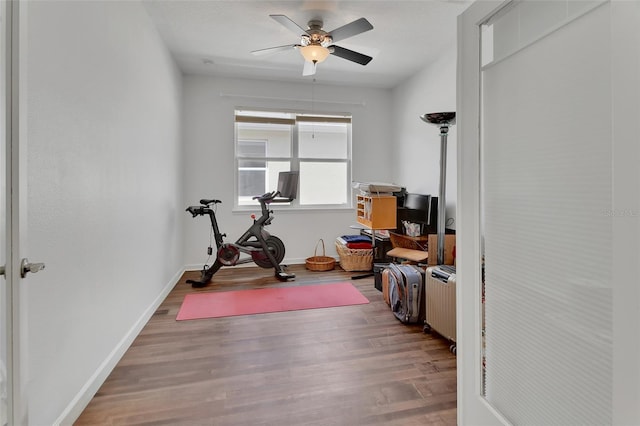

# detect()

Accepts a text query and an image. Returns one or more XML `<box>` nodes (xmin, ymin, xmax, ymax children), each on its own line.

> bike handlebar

<box><xmin>252</xmin><ymin>191</ymin><xmax>277</xmax><ymax>202</ymax></box>
<box><xmin>252</xmin><ymin>191</ymin><xmax>293</xmax><ymax>204</ymax></box>
<box><xmin>268</xmin><ymin>197</ymin><xmax>295</xmax><ymax>203</ymax></box>
<box><xmin>186</xmin><ymin>206</ymin><xmax>211</xmax><ymax>217</ymax></box>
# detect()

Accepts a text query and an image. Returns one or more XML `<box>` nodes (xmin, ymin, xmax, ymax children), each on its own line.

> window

<box><xmin>235</xmin><ymin>109</ymin><xmax>352</xmax><ymax>208</ymax></box>
<box><xmin>237</xmin><ymin>140</ymin><xmax>267</xmax><ymax>199</ymax></box>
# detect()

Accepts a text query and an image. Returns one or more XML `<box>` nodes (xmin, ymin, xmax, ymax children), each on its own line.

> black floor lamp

<box><xmin>420</xmin><ymin>112</ymin><xmax>456</xmax><ymax>265</ymax></box>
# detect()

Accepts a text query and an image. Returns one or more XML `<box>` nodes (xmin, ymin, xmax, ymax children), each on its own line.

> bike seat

<box><xmin>200</xmin><ymin>199</ymin><xmax>221</xmax><ymax>206</ymax></box>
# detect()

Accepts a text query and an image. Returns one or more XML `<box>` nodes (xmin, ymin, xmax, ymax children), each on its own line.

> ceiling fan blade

<box><xmin>329</xmin><ymin>45</ymin><xmax>373</xmax><ymax>66</ymax></box>
<box><xmin>328</xmin><ymin>18</ymin><xmax>373</xmax><ymax>43</ymax></box>
<box><xmin>270</xmin><ymin>14</ymin><xmax>308</xmax><ymax>36</ymax></box>
<box><xmin>251</xmin><ymin>44</ymin><xmax>299</xmax><ymax>56</ymax></box>
<box><xmin>302</xmin><ymin>61</ymin><xmax>316</xmax><ymax>76</ymax></box>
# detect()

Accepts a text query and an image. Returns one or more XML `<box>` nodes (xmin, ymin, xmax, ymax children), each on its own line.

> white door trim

<box><xmin>456</xmin><ymin>1</ymin><xmax>513</xmax><ymax>424</ymax></box>
<box><xmin>5</xmin><ymin>0</ymin><xmax>27</xmax><ymax>424</ymax></box>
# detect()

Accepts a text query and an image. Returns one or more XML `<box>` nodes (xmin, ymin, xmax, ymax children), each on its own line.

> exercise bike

<box><xmin>185</xmin><ymin>171</ymin><xmax>298</xmax><ymax>288</ymax></box>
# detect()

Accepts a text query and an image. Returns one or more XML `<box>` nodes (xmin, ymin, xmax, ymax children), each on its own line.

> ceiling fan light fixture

<box><xmin>300</xmin><ymin>45</ymin><xmax>330</xmax><ymax>63</ymax></box>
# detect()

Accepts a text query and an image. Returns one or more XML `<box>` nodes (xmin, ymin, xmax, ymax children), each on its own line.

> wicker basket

<box><xmin>305</xmin><ymin>239</ymin><xmax>336</xmax><ymax>271</ymax></box>
<box><xmin>335</xmin><ymin>241</ymin><xmax>373</xmax><ymax>272</ymax></box>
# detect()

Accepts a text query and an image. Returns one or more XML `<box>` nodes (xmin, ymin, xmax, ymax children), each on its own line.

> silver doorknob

<box><xmin>21</xmin><ymin>258</ymin><xmax>45</xmax><ymax>278</ymax></box>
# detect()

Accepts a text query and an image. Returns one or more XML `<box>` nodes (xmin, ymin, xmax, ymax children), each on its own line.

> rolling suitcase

<box><xmin>381</xmin><ymin>268</ymin><xmax>392</xmax><ymax>306</ymax></box>
<box><xmin>387</xmin><ymin>263</ymin><xmax>423</xmax><ymax>324</ymax></box>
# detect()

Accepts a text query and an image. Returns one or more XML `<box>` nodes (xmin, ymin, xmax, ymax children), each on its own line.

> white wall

<box><xmin>182</xmin><ymin>75</ymin><xmax>393</xmax><ymax>264</ymax></box>
<box><xmin>391</xmin><ymin>47</ymin><xmax>458</xmax><ymax>228</ymax></box>
<box><xmin>24</xmin><ymin>1</ymin><xmax>183</xmax><ymax>423</ymax></box>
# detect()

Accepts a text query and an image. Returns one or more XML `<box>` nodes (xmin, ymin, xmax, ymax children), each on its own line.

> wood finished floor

<box><xmin>75</xmin><ymin>265</ymin><xmax>457</xmax><ymax>425</ymax></box>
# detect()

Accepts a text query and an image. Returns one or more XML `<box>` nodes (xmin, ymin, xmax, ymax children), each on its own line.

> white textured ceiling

<box><xmin>143</xmin><ymin>0</ymin><xmax>472</xmax><ymax>89</ymax></box>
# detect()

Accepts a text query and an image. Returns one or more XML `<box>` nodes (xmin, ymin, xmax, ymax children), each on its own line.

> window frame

<box><xmin>234</xmin><ymin>108</ymin><xmax>353</xmax><ymax>211</ymax></box>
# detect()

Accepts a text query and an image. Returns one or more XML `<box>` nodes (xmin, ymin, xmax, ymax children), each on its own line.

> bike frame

<box><xmin>207</xmin><ymin>198</ymin><xmax>278</xmax><ymax>264</ymax></box>
<box><xmin>186</xmin><ymin>191</ymin><xmax>294</xmax><ymax>286</ymax></box>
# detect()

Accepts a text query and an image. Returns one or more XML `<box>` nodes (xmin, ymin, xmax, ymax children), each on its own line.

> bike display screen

<box><xmin>277</xmin><ymin>171</ymin><xmax>299</xmax><ymax>200</ymax></box>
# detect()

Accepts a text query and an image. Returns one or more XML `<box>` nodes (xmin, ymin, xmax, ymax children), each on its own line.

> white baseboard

<box><xmin>54</xmin><ymin>267</ymin><xmax>185</xmax><ymax>426</ymax></box>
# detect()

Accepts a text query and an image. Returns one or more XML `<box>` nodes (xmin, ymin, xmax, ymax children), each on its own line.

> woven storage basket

<box><xmin>305</xmin><ymin>239</ymin><xmax>336</xmax><ymax>271</ymax></box>
<box><xmin>335</xmin><ymin>241</ymin><xmax>373</xmax><ymax>272</ymax></box>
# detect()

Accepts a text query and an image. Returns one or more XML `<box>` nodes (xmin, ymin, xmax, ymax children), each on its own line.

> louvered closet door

<box><xmin>458</xmin><ymin>1</ymin><xmax>640</xmax><ymax>425</ymax></box>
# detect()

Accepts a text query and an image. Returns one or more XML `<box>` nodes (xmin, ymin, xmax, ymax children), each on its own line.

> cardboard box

<box><xmin>427</xmin><ymin>234</ymin><xmax>456</xmax><ymax>265</ymax></box>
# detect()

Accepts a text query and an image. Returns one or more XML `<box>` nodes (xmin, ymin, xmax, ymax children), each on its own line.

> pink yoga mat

<box><xmin>176</xmin><ymin>282</ymin><xmax>369</xmax><ymax>320</ymax></box>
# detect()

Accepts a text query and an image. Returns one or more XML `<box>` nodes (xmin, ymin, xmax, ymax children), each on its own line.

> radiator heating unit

<box><xmin>425</xmin><ymin>265</ymin><xmax>457</xmax><ymax>354</ymax></box>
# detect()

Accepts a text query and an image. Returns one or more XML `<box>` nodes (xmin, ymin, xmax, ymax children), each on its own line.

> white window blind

<box><xmin>481</xmin><ymin>2</ymin><xmax>612</xmax><ymax>425</ymax></box>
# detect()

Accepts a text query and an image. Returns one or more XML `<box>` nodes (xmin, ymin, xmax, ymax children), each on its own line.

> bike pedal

<box><xmin>275</xmin><ymin>271</ymin><xmax>296</xmax><ymax>281</ymax></box>
<box><xmin>186</xmin><ymin>279</ymin><xmax>207</xmax><ymax>288</ymax></box>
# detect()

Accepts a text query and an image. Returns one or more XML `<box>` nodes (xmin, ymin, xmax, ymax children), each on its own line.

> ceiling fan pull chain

<box><xmin>311</xmin><ymin>78</ymin><xmax>316</xmax><ymax>139</ymax></box>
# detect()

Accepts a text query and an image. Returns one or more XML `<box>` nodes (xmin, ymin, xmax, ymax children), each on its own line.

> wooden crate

<box><xmin>356</xmin><ymin>195</ymin><xmax>396</xmax><ymax>230</ymax></box>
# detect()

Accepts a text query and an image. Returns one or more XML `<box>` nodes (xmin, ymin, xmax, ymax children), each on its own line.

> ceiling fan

<box><xmin>251</xmin><ymin>14</ymin><xmax>374</xmax><ymax>76</ymax></box>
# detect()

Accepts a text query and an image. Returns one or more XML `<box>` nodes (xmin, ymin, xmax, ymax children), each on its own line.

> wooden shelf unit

<box><xmin>356</xmin><ymin>194</ymin><xmax>397</xmax><ymax>230</ymax></box>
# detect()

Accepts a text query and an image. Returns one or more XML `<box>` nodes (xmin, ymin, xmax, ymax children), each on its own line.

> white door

<box><xmin>1</xmin><ymin>2</ymin><xmax>31</xmax><ymax>425</ymax></box>
<box><xmin>458</xmin><ymin>1</ymin><xmax>640</xmax><ymax>425</ymax></box>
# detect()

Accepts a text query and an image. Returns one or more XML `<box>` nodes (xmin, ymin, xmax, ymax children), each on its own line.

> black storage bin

<box><xmin>373</xmin><ymin>263</ymin><xmax>389</xmax><ymax>291</ymax></box>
